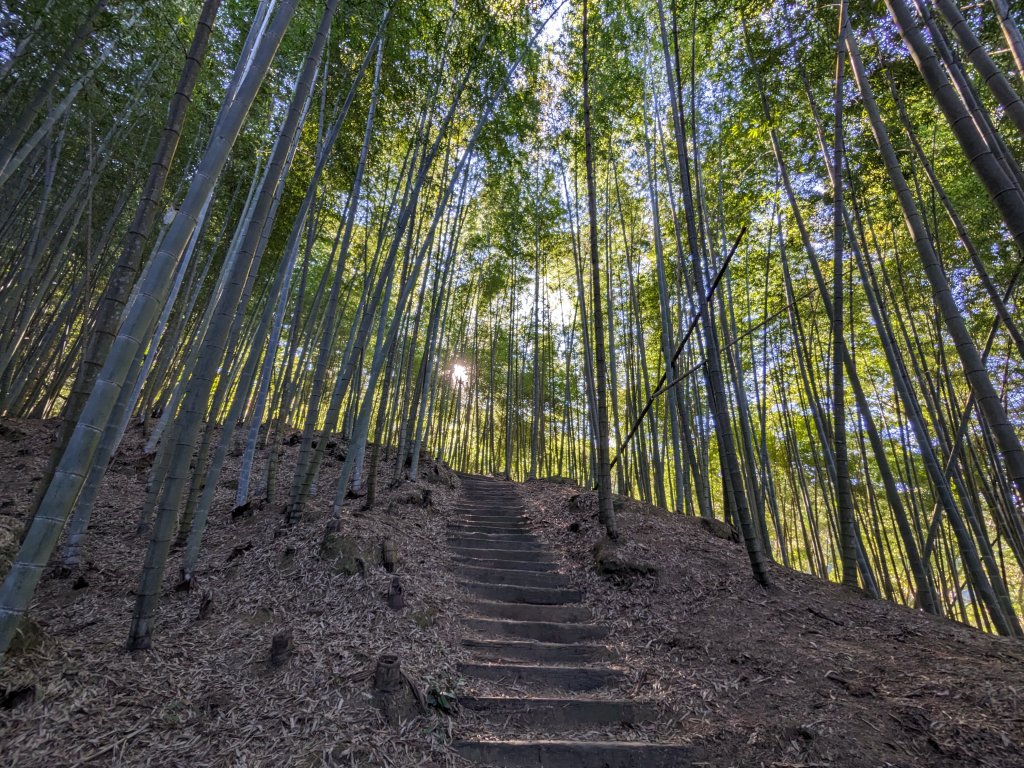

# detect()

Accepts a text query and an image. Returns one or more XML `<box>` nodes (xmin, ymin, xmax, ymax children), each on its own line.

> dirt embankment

<box><xmin>0</xmin><ymin>418</ymin><xmax>465</xmax><ymax>767</ymax></box>
<box><xmin>520</xmin><ymin>479</ymin><xmax>1024</xmax><ymax>768</ymax></box>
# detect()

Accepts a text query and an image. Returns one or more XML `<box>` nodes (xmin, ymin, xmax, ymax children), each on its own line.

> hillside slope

<box><xmin>1</xmin><ymin>419</ymin><xmax>1022</xmax><ymax>767</ymax></box>
<box><xmin>0</xmin><ymin>419</ymin><xmax>465</xmax><ymax>766</ymax></box>
<box><xmin>519</xmin><ymin>480</ymin><xmax>1024</xmax><ymax>767</ymax></box>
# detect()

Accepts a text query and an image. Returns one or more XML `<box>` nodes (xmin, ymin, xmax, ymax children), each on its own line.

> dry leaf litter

<box><xmin>2</xmin><ymin>421</ymin><xmax>1023</xmax><ymax>767</ymax></box>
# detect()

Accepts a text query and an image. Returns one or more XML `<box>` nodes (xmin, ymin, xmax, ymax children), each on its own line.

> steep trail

<box><xmin>449</xmin><ymin>474</ymin><xmax>695</xmax><ymax>767</ymax></box>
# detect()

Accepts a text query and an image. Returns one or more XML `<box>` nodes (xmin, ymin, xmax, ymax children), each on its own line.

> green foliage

<box><xmin>2</xmin><ymin>0</ymin><xmax>1024</xmax><ymax>637</ymax></box>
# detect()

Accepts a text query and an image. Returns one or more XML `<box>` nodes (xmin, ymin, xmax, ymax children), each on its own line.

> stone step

<box><xmin>453</xmin><ymin>556</ymin><xmax>559</xmax><ymax>573</ymax></box>
<box><xmin>455</xmin><ymin>502</ymin><xmax>524</xmax><ymax>509</ymax></box>
<box><xmin>449</xmin><ymin>527</ymin><xmax>536</xmax><ymax>538</ymax></box>
<box><xmin>459</xmin><ymin>581</ymin><xmax>581</xmax><ymax>605</ymax></box>
<box><xmin>457</xmin><ymin>512</ymin><xmax>528</xmax><ymax>522</ymax></box>
<box><xmin>462</xmin><ymin>638</ymin><xmax>606</xmax><ymax>664</ymax></box>
<box><xmin>459</xmin><ymin>696</ymin><xmax>659</xmax><ymax>729</ymax></box>
<box><xmin>463</xmin><ymin>617</ymin><xmax>607</xmax><ymax>643</ymax></box>
<box><xmin>453</xmin><ymin>507</ymin><xmax>525</xmax><ymax>514</ymax></box>
<box><xmin>456</xmin><ymin>518</ymin><xmax>528</xmax><ymax>524</ymax></box>
<box><xmin>466</xmin><ymin>600</ymin><xmax>592</xmax><ymax>623</ymax></box>
<box><xmin>458</xmin><ymin>662</ymin><xmax>624</xmax><ymax>691</ymax></box>
<box><xmin>456</xmin><ymin>515</ymin><xmax>524</xmax><ymax>521</ymax></box>
<box><xmin>450</xmin><ymin>529</ymin><xmax>531</xmax><ymax>540</ymax></box>
<box><xmin>453</xmin><ymin>505</ymin><xmax>525</xmax><ymax>513</ymax></box>
<box><xmin>453</xmin><ymin>740</ymin><xmax>696</xmax><ymax>768</ymax></box>
<box><xmin>454</xmin><ymin>502</ymin><xmax>524</xmax><ymax>508</ymax></box>
<box><xmin>448</xmin><ymin>533</ymin><xmax>540</xmax><ymax>547</ymax></box>
<box><xmin>455</xmin><ymin>524</ymin><xmax>530</xmax><ymax>533</ymax></box>
<box><xmin>449</xmin><ymin>538</ymin><xmax>545</xmax><ymax>554</ymax></box>
<box><xmin>451</xmin><ymin>547</ymin><xmax>553</xmax><ymax>564</ymax></box>
<box><xmin>448</xmin><ymin>523</ymin><xmax>530</xmax><ymax>534</ymax></box>
<box><xmin>458</xmin><ymin>566</ymin><xmax>571</xmax><ymax>590</ymax></box>
<box><xmin>454</xmin><ymin>496</ymin><xmax>522</xmax><ymax>501</ymax></box>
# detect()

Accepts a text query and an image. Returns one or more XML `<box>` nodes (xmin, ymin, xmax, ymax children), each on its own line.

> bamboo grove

<box><xmin>1</xmin><ymin>0</ymin><xmax>1023</xmax><ymax>658</ymax></box>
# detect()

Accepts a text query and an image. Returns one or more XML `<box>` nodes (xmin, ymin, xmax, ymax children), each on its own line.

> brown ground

<box><xmin>0</xmin><ymin>418</ymin><xmax>466</xmax><ymax>767</ymax></box>
<box><xmin>518</xmin><ymin>480</ymin><xmax>1024</xmax><ymax>768</ymax></box>
<box><xmin>1</xmin><ymin>418</ymin><xmax>1022</xmax><ymax>767</ymax></box>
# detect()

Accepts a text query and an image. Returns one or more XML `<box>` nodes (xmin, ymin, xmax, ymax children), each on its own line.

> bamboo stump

<box><xmin>197</xmin><ymin>592</ymin><xmax>214</xmax><ymax>621</ymax></box>
<box><xmin>381</xmin><ymin>538</ymin><xmax>397</xmax><ymax>573</ymax></box>
<box><xmin>269</xmin><ymin>630</ymin><xmax>292</xmax><ymax>667</ymax></box>
<box><xmin>386</xmin><ymin>577</ymin><xmax>404</xmax><ymax>610</ymax></box>
<box><xmin>372</xmin><ymin>654</ymin><xmax>422</xmax><ymax>725</ymax></box>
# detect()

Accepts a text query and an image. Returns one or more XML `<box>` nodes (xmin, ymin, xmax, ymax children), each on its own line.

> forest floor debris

<box><xmin>1</xmin><ymin>420</ymin><xmax>1023</xmax><ymax>766</ymax></box>
<box><xmin>0</xmin><ymin>418</ymin><xmax>465</xmax><ymax>767</ymax></box>
<box><xmin>514</xmin><ymin>478</ymin><xmax>1024</xmax><ymax>768</ymax></box>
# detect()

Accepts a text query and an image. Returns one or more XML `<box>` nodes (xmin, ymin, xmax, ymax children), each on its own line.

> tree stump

<box><xmin>387</xmin><ymin>577</ymin><xmax>405</xmax><ymax>610</ymax></box>
<box><xmin>372</xmin><ymin>654</ymin><xmax>422</xmax><ymax>725</ymax></box>
<box><xmin>269</xmin><ymin>630</ymin><xmax>292</xmax><ymax>667</ymax></box>
<box><xmin>231</xmin><ymin>500</ymin><xmax>252</xmax><ymax>520</ymax></box>
<box><xmin>373</xmin><ymin>654</ymin><xmax>402</xmax><ymax>693</ymax></box>
<box><xmin>197</xmin><ymin>592</ymin><xmax>214</xmax><ymax>620</ymax></box>
<box><xmin>381</xmin><ymin>538</ymin><xmax>397</xmax><ymax>573</ymax></box>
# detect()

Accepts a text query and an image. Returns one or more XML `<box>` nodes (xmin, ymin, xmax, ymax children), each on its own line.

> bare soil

<box><xmin>1</xmin><ymin>419</ymin><xmax>1022</xmax><ymax>767</ymax></box>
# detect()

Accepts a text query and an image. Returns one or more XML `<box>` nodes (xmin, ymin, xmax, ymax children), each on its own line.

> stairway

<box><xmin>449</xmin><ymin>475</ymin><xmax>695</xmax><ymax>767</ymax></box>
